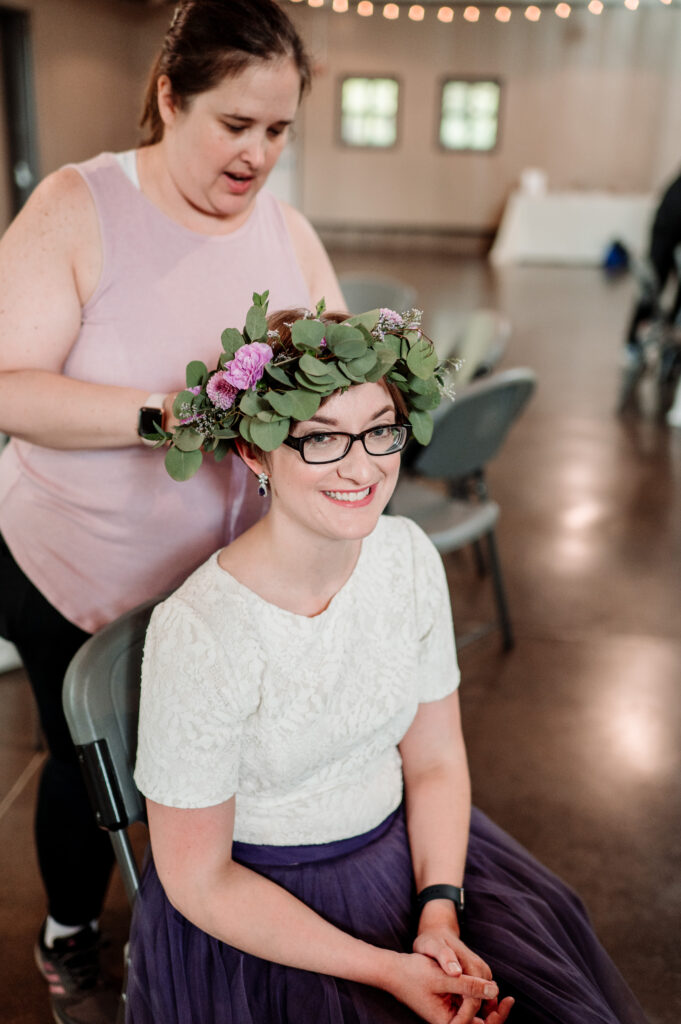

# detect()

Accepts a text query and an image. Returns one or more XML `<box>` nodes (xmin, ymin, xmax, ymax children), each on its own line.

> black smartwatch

<box><xmin>137</xmin><ymin>393</ymin><xmax>166</xmax><ymax>446</ymax></box>
<box><xmin>416</xmin><ymin>883</ymin><xmax>465</xmax><ymax>916</ymax></box>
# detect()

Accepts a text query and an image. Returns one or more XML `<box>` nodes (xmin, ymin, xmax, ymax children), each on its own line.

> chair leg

<box><xmin>472</xmin><ymin>539</ymin><xmax>487</xmax><ymax>577</ymax></box>
<box><xmin>484</xmin><ymin>529</ymin><xmax>514</xmax><ymax>651</ymax></box>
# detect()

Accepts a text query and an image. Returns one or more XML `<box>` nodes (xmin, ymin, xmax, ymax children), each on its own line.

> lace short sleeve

<box><xmin>134</xmin><ymin>596</ymin><xmax>259</xmax><ymax>808</ymax></box>
<box><xmin>404</xmin><ymin>518</ymin><xmax>460</xmax><ymax>703</ymax></box>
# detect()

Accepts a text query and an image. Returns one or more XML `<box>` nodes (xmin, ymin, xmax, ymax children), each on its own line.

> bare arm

<box><xmin>147</xmin><ymin>795</ymin><xmax>497</xmax><ymax>1024</ymax></box>
<box><xmin>0</xmin><ymin>167</ymin><xmax>174</xmax><ymax>448</ymax></box>
<box><xmin>400</xmin><ymin>693</ymin><xmax>514</xmax><ymax>1023</ymax></box>
<box><xmin>279</xmin><ymin>201</ymin><xmax>347</xmax><ymax>313</ymax></box>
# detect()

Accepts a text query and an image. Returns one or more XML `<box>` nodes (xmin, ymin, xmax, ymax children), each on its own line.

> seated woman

<box><xmin>127</xmin><ymin>298</ymin><xmax>648</xmax><ymax>1024</ymax></box>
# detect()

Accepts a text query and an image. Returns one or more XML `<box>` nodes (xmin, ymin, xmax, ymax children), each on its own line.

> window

<box><xmin>439</xmin><ymin>80</ymin><xmax>501</xmax><ymax>152</ymax></box>
<box><xmin>339</xmin><ymin>77</ymin><xmax>399</xmax><ymax>148</ymax></box>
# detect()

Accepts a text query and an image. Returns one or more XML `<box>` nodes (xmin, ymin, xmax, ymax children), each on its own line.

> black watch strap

<box><xmin>416</xmin><ymin>883</ymin><xmax>465</xmax><ymax>914</ymax></box>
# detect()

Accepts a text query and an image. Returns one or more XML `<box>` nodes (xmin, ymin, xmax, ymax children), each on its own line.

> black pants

<box><xmin>0</xmin><ymin>534</ymin><xmax>114</xmax><ymax>924</ymax></box>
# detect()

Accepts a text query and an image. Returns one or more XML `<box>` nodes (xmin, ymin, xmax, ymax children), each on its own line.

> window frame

<box><xmin>336</xmin><ymin>74</ymin><xmax>402</xmax><ymax>151</ymax></box>
<box><xmin>437</xmin><ymin>76</ymin><xmax>503</xmax><ymax>155</ymax></box>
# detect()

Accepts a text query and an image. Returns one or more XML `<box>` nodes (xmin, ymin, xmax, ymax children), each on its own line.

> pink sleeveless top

<box><xmin>0</xmin><ymin>153</ymin><xmax>311</xmax><ymax>632</ymax></box>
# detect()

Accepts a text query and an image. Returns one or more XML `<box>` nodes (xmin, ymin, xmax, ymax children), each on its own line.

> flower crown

<box><xmin>148</xmin><ymin>291</ymin><xmax>448</xmax><ymax>481</ymax></box>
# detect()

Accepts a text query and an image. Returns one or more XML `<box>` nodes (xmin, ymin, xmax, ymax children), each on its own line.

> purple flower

<box><xmin>206</xmin><ymin>371</ymin><xmax>239</xmax><ymax>410</ymax></box>
<box><xmin>224</xmin><ymin>342</ymin><xmax>273</xmax><ymax>390</ymax></box>
<box><xmin>379</xmin><ymin>308</ymin><xmax>404</xmax><ymax>329</ymax></box>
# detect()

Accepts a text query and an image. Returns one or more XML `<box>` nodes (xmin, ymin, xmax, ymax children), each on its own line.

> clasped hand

<box><xmin>406</xmin><ymin>907</ymin><xmax>515</xmax><ymax>1024</ymax></box>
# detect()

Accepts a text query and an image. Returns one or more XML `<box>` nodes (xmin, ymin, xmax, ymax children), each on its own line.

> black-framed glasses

<box><xmin>282</xmin><ymin>423</ymin><xmax>411</xmax><ymax>464</ymax></box>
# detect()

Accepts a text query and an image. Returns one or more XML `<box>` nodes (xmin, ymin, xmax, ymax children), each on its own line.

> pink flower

<box><xmin>379</xmin><ymin>308</ymin><xmax>404</xmax><ymax>328</ymax></box>
<box><xmin>224</xmin><ymin>342</ymin><xmax>273</xmax><ymax>390</ymax></box>
<box><xmin>206</xmin><ymin>371</ymin><xmax>238</xmax><ymax>410</ymax></box>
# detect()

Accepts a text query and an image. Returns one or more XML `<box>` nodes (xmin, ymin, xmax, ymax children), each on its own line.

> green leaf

<box><xmin>408</xmin><ymin>410</ymin><xmax>434</xmax><ymax>445</ymax></box>
<box><xmin>245</xmin><ymin>305</ymin><xmax>268</xmax><ymax>342</ymax></box>
<box><xmin>409</xmin><ymin>391</ymin><xmax>441</xmax><ymax>411</ymax></box>
<box><xmin>383</xmin><ymin>334</ymin><xmax>402</xmax><ymax>357</ymax></box>
<box><xmin>345</xmin><ymin>350</ymin><xmax>377</xmax><ymax>376</ymax></box>
<box><xmin>294</xmin><ymin>370</ymin><xmax>335</xmax><ymax>393</ymax></box>
<box><xmin>265</xmin><ymin>363</ymin><xmax>293</xmax><ymax>387</ymax></box>
<box><xmin>214</xmin><ymin>439</ymin><xmax>232</xmax><ymax>462</ymax></box>
<box><xmin>324</xmin><ymin>324</ymin><xmax>366</xmax><ymax>360</ymax></box>
<box><xmin>291</xmin><ymin>319</ymin><xmax>327</xmax><ymax>350</ymax></box>
<box><xmin>406</xmin><ymin>338</ymin><xmax>439</xmax><ymax>380</ymax></box>
<box><xmin>165</xmin><ymin>446</ymin><xmax>203</xmax><ymax>481</ymax></box>
<box><xmin>343</xmin><ymin>309</ymin><xmax>380</xmax><ymax>333</ymax></box>
<box><xmin>213</xmin><ymin>424</ymin><xmax>239</xmax><ymax>439</ymax></box>
<box><xmin>172</xmin><ymin>426</ymin><xmax>204</xmax><ymax>452</ymax></box>
<box><xmin>186</xmin><ymin>360</ymin><xmax>208</xmax><ymax>388</ymax></box>
<box><xmin>221</xmin><ymin>328</ymin><xmax>244</xmax><ymax>358</ymax></box>
<box><xmin>239</xmin><ymin>391</ymin><xmax>269</xmax><ymax>416</ymax></box>
<box><xmin>288</xmin><ymin>389</ymin><xmax>322</xmax><ymax>421</ymax></box>
<box><xmin>252</xmin><ymin>289</ymin><xmax>269</xmax><ymax>308</ymax></box>
<box><xmin>365</xmin><ymin>346</ymin><xmax>397</xmax><ymax>383</ymax></box>
<box><xmin>239</xmin><ymin>417</ymin><xmax>253</xmax><ymax>443</ymax></box>
<box><xmin>299</xmin><ymin>353</ymin><xmax>333</xmax><ymax>378</ymax></box>
<box><xmin>315</xmin><ymin>296</ymin><xmax>327</xmax><ymax>317</ymax></box>
<box><xmin>250</xmin><ymin>417</ymin><xmax>291</xmax><ymax>451</ymax></box>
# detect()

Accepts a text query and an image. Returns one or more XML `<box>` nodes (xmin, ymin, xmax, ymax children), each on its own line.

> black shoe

<box><xmin>35</xmin><ymin>922</ymin><xmax>120</xmax><ymax>1024</ymax></box>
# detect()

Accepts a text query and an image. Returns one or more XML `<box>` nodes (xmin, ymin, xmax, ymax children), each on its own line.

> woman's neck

<box><xmin>218</xmin><ymin>515</ymin><xmax>363</xmax><ymax>618</ymax></box>
<box><xmin>135</xmin><ymin>144</ymin><xmax>256</xmax><ymax>236</ymax></box>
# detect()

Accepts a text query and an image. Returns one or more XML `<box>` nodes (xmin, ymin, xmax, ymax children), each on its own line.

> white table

<box><xmin>490</xmin><ymin>189</ymin><xmax>655</xmax><ymax>267</ymax></box>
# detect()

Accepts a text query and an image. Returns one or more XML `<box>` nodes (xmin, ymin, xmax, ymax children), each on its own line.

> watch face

<box><xmin>138</xmin><ymin>406</ymin><xmax>163</xmax><ymax>438</ymax></box>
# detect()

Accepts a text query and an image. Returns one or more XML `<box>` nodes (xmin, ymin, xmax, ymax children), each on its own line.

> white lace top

<box><xmin>134</xmin><ymin>515</ymin><xmax>460</xmax><ymax>845</ymax></box>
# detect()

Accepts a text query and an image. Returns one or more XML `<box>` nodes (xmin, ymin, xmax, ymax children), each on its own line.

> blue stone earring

<box><xmin>257</xmin><ymin>473</ymin><xmax>269</xmax><ymax>498</ymax></box>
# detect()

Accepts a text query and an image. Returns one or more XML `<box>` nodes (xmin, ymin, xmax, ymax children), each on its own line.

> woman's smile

<box><xmin>322</xmin><ymin>485</ymin><xmax>375</xmax><ymax>507</ymax></box>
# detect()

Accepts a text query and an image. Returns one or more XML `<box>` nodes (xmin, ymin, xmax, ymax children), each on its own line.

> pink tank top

<box><xmin>0</xmin><ymin>152</ymin><xmax>311</xmax><ymax>632</ymax></box>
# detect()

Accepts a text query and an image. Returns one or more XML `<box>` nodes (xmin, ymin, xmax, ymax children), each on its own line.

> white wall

<box><xmin>290</xmin><ymin>5</ymin><xmax>681</xmax><ymax>233</ymax></box>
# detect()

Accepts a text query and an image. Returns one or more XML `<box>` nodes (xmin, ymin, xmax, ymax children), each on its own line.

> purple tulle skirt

<box><xmin>125</xmin><ymin>807</ymin><xmax>648</xmax><ymax>1024</ymax></box>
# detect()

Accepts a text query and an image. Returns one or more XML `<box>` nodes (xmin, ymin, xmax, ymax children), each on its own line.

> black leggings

<box><xmin>0</xmin><ymin>534</ymin><xmax>114</xmax><ymax>924</ymax></box>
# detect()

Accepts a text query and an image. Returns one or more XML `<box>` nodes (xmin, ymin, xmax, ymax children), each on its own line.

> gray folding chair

<box><xmin>339</xmin><ymin>272</ymin><xmax>417</xmax><ymax>315</ymax></box>
<box><xmin>390</xmin><ymin>367</ymin><xmax>536</xmax><ymax>650</ymax></box>
<box><xmin>62</xmin><ymin>595</ymin><xmax>164</xmax><ymax>908</ymax></box>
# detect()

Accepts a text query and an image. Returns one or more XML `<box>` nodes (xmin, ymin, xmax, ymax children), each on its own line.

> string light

<box><xmin>659</xmin><ymin>0</ymin><xmax>673</xmax><ymax>5</ymax></box>
<box><xmin>357</xmin><ymin>0</ymin><xmax>374</xmax><ymax>13</ymax></box>
<box><xmin>555</xmin><ymin>2</ymin><xmax>571</xmax><ymax>16</ymax></box>
<box><xmin>408</xmin><ymin>4</ymin><xmax>425</xmax><ymax>20</ymax></box>
<box><xmin>437</xmin><ymin>5</ymin><xmax>454</xmax><ymax>21</ymax></box>
<box><xmin>524</xmin><ymin>4</ymin><xmax>541</xmax><ymax>19</ymax></box>
<box><xmin>307</xmin><ymin>0</ymin><xmax>323</xmax><ymax>7</ymax></box>
<box><xmin>624</xmin><ymin>0</ymin><xmax>639</xmax><ymax>8</ymax></box>
<box><xmin>463</xmin><ymin>5</ymin><xmax>480</xmax><ymax>20</ymax></box>
<box><xmin>332</xmin><ymin>0</ymin><xmax>348</xmax><ymax>10</ymax></box>
<box><xmin>587</xmin><ymin>0</ymin><xmax>603</xmax><ymax>11</ymax></box>
<box><xmin>495</xmin><ymin>5</ymin><xmax>512</xmax><ymax>20</ymax></box>
<box><xmin>383</xmin><ymin>2</ymin><xmax>400</xmax><ymax>17</ymax></box>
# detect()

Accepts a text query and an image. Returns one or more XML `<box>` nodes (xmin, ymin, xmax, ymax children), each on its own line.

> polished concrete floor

<box><xmin>1</xmin><ymin>255</ymin><xmax>679</xmax><ymax>1022</ymax></box>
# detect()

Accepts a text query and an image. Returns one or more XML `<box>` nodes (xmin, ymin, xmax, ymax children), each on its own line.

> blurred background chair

<box><xmin>390</xmin><ymin>367</ymin><xmax>536</xmax><ymax>650</ymax></box>
<box><xmin>339</xmin><ymin>271</ymin><xmax>417</xmax><ymax>314</ymax></box>
<box><xmin>445</xmin><ymin>308</ymin><xmax>511</xmax><ymax>388</ymax></box>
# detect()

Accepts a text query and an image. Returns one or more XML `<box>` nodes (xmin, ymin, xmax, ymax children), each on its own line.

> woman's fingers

<box><xmin>484</xmin><ymin>996</ymin><xmax>515</xmax><ymax>1023</ymax></box>
<box><xmin>414</xmin><ymin>934</ymin><xmax>462</xmax><ymax>975</ymax></box>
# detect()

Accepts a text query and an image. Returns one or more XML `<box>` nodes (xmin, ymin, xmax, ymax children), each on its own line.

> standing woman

<box><xmin>0</xmin><ymin>3</ymin><xmax>342</xmax><ymax>1023</ymax></box>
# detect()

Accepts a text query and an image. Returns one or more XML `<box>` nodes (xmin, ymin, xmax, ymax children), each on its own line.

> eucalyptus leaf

<box><xmin>409</xmin><ymin>410</ymin><xmax>434</xmax><ymax>445</ymax></box>
<box><xmin>406</xmin><ymin>338</ymin><xmax>439</xmax><ymax>380</ymax></box>
<box><xmin>239</xmin><ymin>417</ymin><xmax>253</xmax><ymax>443</ymax></box>
<box><xmin>265</xmin><ymin>362</ymin><xmax>293</xmax><ymax>386</ymax></box>
<box><xmin>383</xmin><ymin>334</ymin><xmax>402</xmax><ymax>357</ymax></box>
<box><xmin>239</xmin><ymin>391</ymin><xmax>269</xmax><ymax>416</ymax></box>
<box><xmin>252</xmin><ymin>289</ymin><xmax>269</xmax><ymax>307</ymax></box>
<box><xmin>294</xmin><ymin>371</ymin><xmax>335</xmax><ymax>393</ymax></box>
<box><xmin>256</xmin><ymin>409</ymin><xmax>290</xmax><ymax>423</ymax></box>
<box><xmin>214</xmin><ymin>439</ymin><xmax>232</xmax><ymax>462</ymax></box>
<box><xmin>213</xmin><ymin>425</ymin><xmax>239</xmax><ymax>439</ymax></box>
<box><xmin>288</xmin><ymin>389</ymin><xmax>322</xmax><ymax>421</ymax></box>
<box><xmin>250</xmin><ymin>417</ymin><xmax>291</xmax><ymax>451</ymax></box>
<box><xmin>291</xmin><ymin>319</ymin><xmax>326</xmax><ymax>350</ymax></box>
<box><xmin>245</xmin><ymin>305</ymin><xmax>268</xmax><ymax>342</ymax></box>
<box><xmin>409</xmin><ymin>391</ymin><xmax>441</xmax><ymax>411</ymax></box>
<box><xmin>299</xmin><ymin>353</ymin><xmax>333</xmax><ymax>378</ymax></box>
<box><xmin>344</xmin><ymin>350</ymin><xmax>377</xmax><ymax>376</ymax></box>
<box><xmin>165</xmin><ymin>446</ymin><xmax>203</xmax><ymax>481</ymax></box>
<box><xmin>338</xmin><ymin>361</ymin><xmax>364</xmax><ymax>383</ymax></box>
<box><xmin>186</xmin><ymin>360</ymin><xmax>208</xmax><ymax>388</ymax></box>
<box><xmin>344</xmin><ymin>309</ymin><xmax>380</xmax><ymax>333</ymax></box>
<box><xmin>221</xmin><ymin>328</ymin><xmax>244</xmax><ymax>358</ymax></box>
<box><xmin>266</xmin><ymin>390</ymin><xmax>295</xmax><ymax>416</ymax></box>
<box><xmin>172</xmin><ymin>426</ymin><xmax>205</xmax><ymax>452</ymax></box>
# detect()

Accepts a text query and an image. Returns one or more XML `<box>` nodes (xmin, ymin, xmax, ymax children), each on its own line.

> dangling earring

<box><xmin>257</xmin><ymin>472</ymin><xmax>269</xmax><ymax>498</ymax></box>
